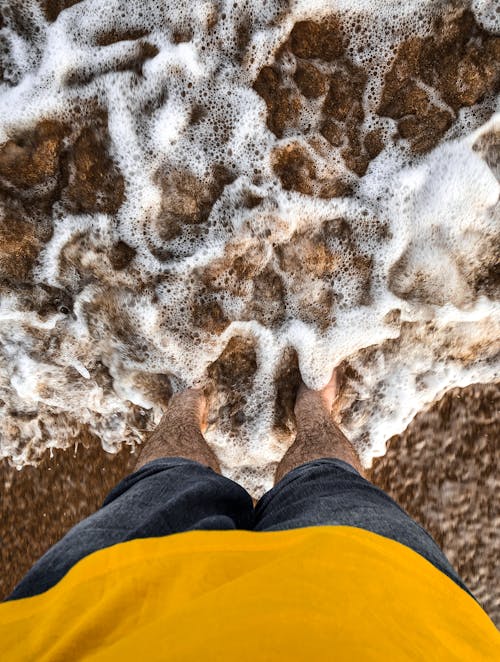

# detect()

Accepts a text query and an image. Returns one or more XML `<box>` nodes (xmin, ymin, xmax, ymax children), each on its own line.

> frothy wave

<box><xmin>0</xmin><ymin>0</ymin><xmax>498</xmax><ymax>495</ymax></box>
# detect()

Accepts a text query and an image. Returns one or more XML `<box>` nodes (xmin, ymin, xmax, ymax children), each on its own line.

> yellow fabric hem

<box><xmin>1</xmin><ymin>526</ymin><xmax>498</xmax><ymax>661</ymax></box>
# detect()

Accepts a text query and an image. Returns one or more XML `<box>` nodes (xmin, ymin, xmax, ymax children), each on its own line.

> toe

<box><xmin>319</xmin><ymin>366</ymin><xmax>341</xmax><ymax>412</ymax></box>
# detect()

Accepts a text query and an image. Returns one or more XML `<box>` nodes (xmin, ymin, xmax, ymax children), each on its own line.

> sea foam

<box><xmin>0</xmin><ymin>0</ymin><xmax>498</xmax><ymax>495</ymax></box>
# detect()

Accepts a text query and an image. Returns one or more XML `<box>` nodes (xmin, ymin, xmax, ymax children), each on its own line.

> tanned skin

<box><xmin>134</xmin><ymin>389</ymin><xmax>220</xmax><ymax>473</ymax></box>
<box><xmin>275</xmin><ymin>370</ymin><xmax>365</xmax><ymax>483</ymax></box>
<box><xmin>134</xmin><ymin>369</ymin><xmax>364</xmax><ymax>483</ymax></box>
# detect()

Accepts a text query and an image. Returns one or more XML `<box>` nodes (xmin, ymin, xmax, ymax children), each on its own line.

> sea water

<box><xmin>0</xmin><ymin>0</ymin><xmax>498</xmax><ymax>495</ymax></box>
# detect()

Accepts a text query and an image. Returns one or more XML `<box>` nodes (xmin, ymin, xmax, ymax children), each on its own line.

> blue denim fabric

<box><xmin>7</xmin><ymin>457</ymin><xmax>473</xmax><ymax>601</ymax></box>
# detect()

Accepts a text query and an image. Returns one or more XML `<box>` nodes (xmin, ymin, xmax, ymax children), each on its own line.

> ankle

<box><xmin>276</xmin><ymin>395</ymin><xmax>365</xmax><ymax>483</ymax></box>
<box><xmin>133</xmin><ymin>388</ymin><xmax>219</xmax><ymax>473</ymax></box>
<box><xmin>294</xmin><ymin>389</ymin><xmax>328</xmax><ymax>420</ymax></box>
<box><xmin>294</xmin><ymin>394</ymin><xmax>336</xmax><ymax>444</ymax></box>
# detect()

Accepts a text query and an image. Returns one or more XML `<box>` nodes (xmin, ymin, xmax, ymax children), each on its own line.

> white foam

<box><xmin>0</xmin><ymin>0</ymin><xmax>498</xmax><ymax>495</ymax></box>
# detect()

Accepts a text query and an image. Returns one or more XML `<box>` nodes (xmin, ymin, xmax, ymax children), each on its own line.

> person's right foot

<box><xmin>274</xmin><ymin>368</ymin><xmax>365</xmax><ymax>484</ymax></box>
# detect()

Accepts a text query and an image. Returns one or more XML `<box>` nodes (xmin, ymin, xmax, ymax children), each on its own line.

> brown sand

<box><xmin>370</xmin><ymin>382</ymin><xmax>500</xmax><ymax>624</ymax></box>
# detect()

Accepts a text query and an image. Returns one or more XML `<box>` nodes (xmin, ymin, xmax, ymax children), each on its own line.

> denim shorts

<box><xmin>7</xmin><ymin>457</ymin><xmax>473</xmax><ymax>601</ymax></box>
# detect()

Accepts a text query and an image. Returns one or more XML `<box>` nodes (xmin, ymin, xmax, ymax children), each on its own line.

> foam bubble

<box><xmin>0</xmin><ymin>0</ymin><xmax>498</xmax><ymax>495</ymax></box>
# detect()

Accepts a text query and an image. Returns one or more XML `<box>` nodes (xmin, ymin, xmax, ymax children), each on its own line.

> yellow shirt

<box><xmin>1</xmin><ymin>526</ymin><xmax>498</xmax><ymax>661</ymax></box>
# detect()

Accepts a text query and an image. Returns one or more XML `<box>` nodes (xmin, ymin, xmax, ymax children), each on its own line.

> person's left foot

<box><xmin>134</xmin><ymin>388</ymin><xmax>220</xmax><ymax>473</ymax></box>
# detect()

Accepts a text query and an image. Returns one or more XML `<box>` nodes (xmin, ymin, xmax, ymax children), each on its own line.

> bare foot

<box><xmin>317</xmin><ymin>365</ymin><xmax>341</xmax><ymax>412</ymax></box>
<box><xmin>134</xmin><ymin>388</ymin><xmax>220</xmax><ymax>473</ymax></box>
<box><xmin>274</xmin><ymin>368</ymin><xmax>364</xmax><ymax>484</ymax></box>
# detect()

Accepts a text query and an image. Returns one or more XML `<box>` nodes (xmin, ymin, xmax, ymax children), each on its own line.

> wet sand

<box><xmin>1</xmin><ymin>381</ymin><xmax>498</xmax><ymax>626</ymax></box>
<box><xmin>370</xmin><ymin>382</ymin><xmax>499</xmax><ymax>625</ymax></box>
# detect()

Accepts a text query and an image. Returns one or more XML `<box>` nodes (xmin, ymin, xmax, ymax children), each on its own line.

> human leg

<box><xmin>7</xmin><ymin>389</ymin><xmax>253</xmax><ymax>600</ymax></box>
<box><xmin>274</xmin><ymin>370</ymin><xmax>364</xmax><ymax>484</ymax></box>
<box><xmin>256</xmin><ymin>372</ymin><xmax>473</xmax><ymax>597</ymax></box>
<box><xmin>134</xmin><ymin>388</ymin><xmax>220</xmax><ymax>472</ymax></box>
